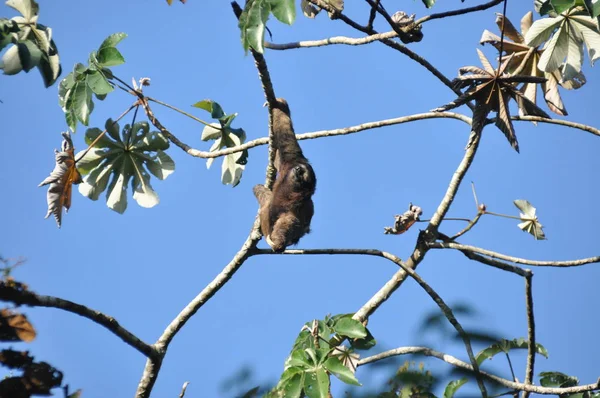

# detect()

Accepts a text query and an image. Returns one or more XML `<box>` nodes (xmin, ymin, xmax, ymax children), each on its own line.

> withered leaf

<box><xmin>0</xmin><ymin>377</ymin><xmax>29</xmax><ymax>398</ymax></box>
<box><xmin>39</xmin><ymin>132</ymin><xmax>82</xmax><ymax>228</ymax></box>
<box><xmin>22</xmin><ymin>362</ymin><xmax>63</xmax><ymax>395</ymax></box>
<box><xmin>0</xmin><ymin>309</ymin><xmax>36</xmax><ymax>342</ymax></box>
<box><xmin>0</xmin><ymin>349</ymin><xmax>33</xmax><ymax>369</ymax></box>
<box><xmin>514</xmin><ymin>199</ymin><xmax>546</xmax><ymax>240</ymax></box>
<box><xmin>384</xmin><ymin>203</ymin><xmax>423</xmax><ymax>235</ymax></box>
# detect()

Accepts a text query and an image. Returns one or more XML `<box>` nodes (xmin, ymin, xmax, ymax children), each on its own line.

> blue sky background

<box><xmin>1</xmin><ymin>0</ymin><xmax>599</xmax><ymax>397</ymax></box>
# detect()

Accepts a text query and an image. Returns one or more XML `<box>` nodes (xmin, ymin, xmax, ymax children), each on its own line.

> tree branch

<box><xmin>523</xmin><ymin>274</ymin><xmax>536</xmax><ymax>398</ymax></box>
<box><xmin>0</xmin><ymin>284</ymin><xmax>156</xmax><ymax>358</ymax></box>
<box><xmin>358</xmin><ymin>346</ymin><xmax>600</xmax><ymax>395</ymax></box>
<box><xmin>415</xmin><ymin>0</ymin><xmax>504</xmax><ymax>25</ymax></box>
<box><xmin>430</xmin><ymin>242</ymin><xmax>600</xmax><ymax>267</ymax></box>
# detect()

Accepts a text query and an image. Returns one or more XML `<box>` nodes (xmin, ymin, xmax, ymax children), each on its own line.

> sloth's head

<box><xmin>290</xmin><ymin>163</ymin><xmax>316</xmax><ymax>192</ymax></box>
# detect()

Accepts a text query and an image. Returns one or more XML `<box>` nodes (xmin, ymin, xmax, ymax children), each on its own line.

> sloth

<box><xmin>253</xmin><ymin>98</ymin><xmax>317</xmax><ymax>253</ymax></box>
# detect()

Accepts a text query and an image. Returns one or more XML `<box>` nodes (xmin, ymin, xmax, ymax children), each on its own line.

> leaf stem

<box><xmin>147</xmin><ymin>97</ymin><xmax>216</xmax><ymax>128</ymax></box>
<box><xmin>505</xmin><ymin>352</ymin><xmax>517</xmax><ymax>381</ymax></box>
<box><xmin>483</xmin><ymin>211</ymin><xmax>522</xmax><ymax>221</ymax></box>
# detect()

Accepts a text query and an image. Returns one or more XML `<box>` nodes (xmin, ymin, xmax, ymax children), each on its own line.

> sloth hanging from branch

<box><xmin>253</xmin><ymin>98</ymin><xmax>317</xmax><ymax>252</ymax></box>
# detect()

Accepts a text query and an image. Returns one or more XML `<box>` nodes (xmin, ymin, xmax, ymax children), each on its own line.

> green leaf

<box><xmin>142</xmin><ymin>150</ymin><xmax>175</xmax><ymax>180</ymax></box>
<box><xmin>86</xmin><ymin>70</ymin><xmax>113</xmax><ymax>95</ymax></box>
<box><xmin>269</xmin><ymin>0</ymin><xmax>296</xmax><ymax>25</ymax></box>
<box><xmin>539</xmin><ymin>371</ymin><xmax>579</xmax><ymax>387</ymax></box>
<box><xmin>239</xmin><ymin>0</ymin><xmax>271</xmax><ymax>53</ymax></box>
<box><xmin>443</xmin><ymin>378</ymin><xmax>468</xmax><ymax>398</ymax></box>
<box><xmin>201</xmin><ymin>123</ymin><xmax>222</xmax><ymax>141</ymax></box>
<box><xmin>584</xmin><ymin>0</ymin><xmax>600</xmax><ymax>17</ymax></box>
<box><xmin>323</xmin><ymin>357</ymin><xmax>361</xmax><ymax>386</ymax></box>
<box><xmin>350</xmin><ymin>327</ymin><xmax>377</xmax><ymax>350</ymax></box>
<box><xmin>0</xmin><ymin>40</ymin><xmax>42</xmax><ymax>74</ymax></box>
<box><xmin>130</xmin><ymin>156</ymin><xmax>160</xmax><ymax>208</ymax></box>
<box><xmin>303</xmin><ymin>368</ymin><xmax>329</xmax><ymax>398</ymax></box>
<box><xmin>98</xmin><ymin>32</ymin><xmax>127</xmax><ymax>50</ymax></box>
<box><xmin>281</xmin><ymin>372</ymin><xmax>303</xmax><ymax>398</ymax></box>
<box><xmin>421</xmin><ymin>0</ymin><xmax>436</xmax><ymax>7</ymax></box>
<box><xmin>192</xmin><ymin>99</ymin><xmax>225</xmax><ymax>119</ymax></box>
<box><xmin>71</xmin><ymin>81</ymin><xmax>93</xmax><ymax>126</ymax></box>
<box><xmin>476</xmin><ymin>338</ymin><xmax>549</xmax><ymax>366</ymax></box>
<box><xmin>551</xmin><ymin>0</ymin><xmax>577</xmax><ymax>14</ymax></box>
<box><xmin>97</xmin><ymin>46</ymin><xmax>125</xmax><ymax>67</ymax></box>
<box><xmin>206</xmin><ymin>138</ymin><xmax>221</xmax><ymax>170</ymax></box>
<box><xmin>84</xmin><ymin>127</ymin><xmax>121</xmax><ymax>149</ymax></box>
<box><xmin>514</xmin><ymin>199</ymin><xmax>546</xmax><ymax>240</ymax></box>
<box><xmin>333</xmin><ymin>318</ymin><xmax>367</xmax><ymax>339</ymax></box>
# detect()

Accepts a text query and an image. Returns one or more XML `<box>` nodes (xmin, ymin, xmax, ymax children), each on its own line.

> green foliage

<box><xmin>536</xmin><ymin>0</ymin><xmax>600</xmax><ymax>18</ymax></box>
<box><xmin>237</xmin><ymin>0</ymin><xmax>296</xmax><ymax>53</ymax></box>
<box><xmin>476</xmin><ymin>337</ymin><xmax>549</xmax><ymax>366</ymax></box>
<box><xmin>443</xmin><ymin>378</ymin><xmax>468</xmax><ymax>398</ymax></box>
<box><xmin>269</xmin><ymin>314</ymin><xmax>373</xmax><ymax>397</ymax></box>
<box><xmin>526</xmin><ymin>5</ymin><xmax>600</xmax><ymax>83</ymax></box>
<box><xmin>76</xmin><ymin>118</ymin><xmax>175</xmax><ymax>214</ymax></box>
<box><xmin>193</xmin><ymin>99</ymin><xmax>248</xmax><ymax>187</ymax></box>
<box><xmin>58</xmin><ymin>32</ymin><xmax>127</xmax><ymax>132</ymax></box>
<box><xmin>0</xmin><ymin>0</ymin><xmax>61</xmax><ymax>87</ymax></box>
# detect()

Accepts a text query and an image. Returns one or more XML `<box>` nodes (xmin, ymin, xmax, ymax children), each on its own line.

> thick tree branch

<box><xmin>0</xmin><ymin>285</ymin><xmax>155</xmax><ymax>358</ymax></box>
<box><xmin>358</xmin><ymin>346</ymin><xmax>600</xmax><ymax>395</ymax></box>
<box><xmin>430</xmin><ymin>242</ymin><xmax>600</xmax><ymax>267</ymax></box>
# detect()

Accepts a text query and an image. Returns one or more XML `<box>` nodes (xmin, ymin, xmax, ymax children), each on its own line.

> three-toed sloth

<box><xmin>253</xmin><ymin>98</ymin><xmax>317</xmax><ymax>252</ymax></box>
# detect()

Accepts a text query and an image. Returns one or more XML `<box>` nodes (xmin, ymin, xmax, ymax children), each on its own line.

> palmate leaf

<box><xmin>443</xmin><ymin>378</ymin><xmax>468</xmax><ymax>398</ymax></box>
<box><xmin>480</xmin><ymin>12</ymin><xmax>574</xmax><ymax>116</ymax></box>
<box><xmin>39</xmin><ymin>132</ymin><xmax>82</xmax><ymax>228</ymax></box>
<box><xmin>76</xmin><ymin>119</ymin><xmax>175</xmax><ymax>214</ymax></box>
<box><xmin>194</xmin><ymin>100</ymin><xmax>248</xmax><ymax>186</ymax></box>
<box><xmin>237</xmin><ymin>0</ymin><xmax>296</xmax><ymax>53</ymax></box>
<box><xmin>525</xmin><ymin>7</ymin><xmax>600</xmax><ymax>82</ymax></box>
<box><xmin>514</xmin><ymin>199</ymin><xmax>546</xmax><ymax>240</ymax></box>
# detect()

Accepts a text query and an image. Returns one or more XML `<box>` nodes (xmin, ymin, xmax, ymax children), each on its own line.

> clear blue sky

<box><xmin>1</xmin><ymin>1</ymin><xmax>599</xmax><ymax>397</ymax></box>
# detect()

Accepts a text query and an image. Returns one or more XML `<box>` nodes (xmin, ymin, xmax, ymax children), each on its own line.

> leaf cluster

<box><xmin>0</xmin><ymin>0</ymin><xmax>60</xmax><ymax>86</ymax></box>
<box><xmin>268</xmin><ymin>314</ymin><xmax>374</xmax><ymax>398</ymax></box>
<box><xmin>77</xmin><ymin>118</ymin><xmax>175</xmax><ymax>214</ymax></box>
<box><xmin>194</xmin><ymin>100</ymin><xmax>248</xmax><ymax>187</ymax></box>
<box><xmin>58</xmin><ymin>33</ymin><xmax>127</xmax><ymax>132</ymax></box>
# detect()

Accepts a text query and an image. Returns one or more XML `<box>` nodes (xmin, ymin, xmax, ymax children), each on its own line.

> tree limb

<box><xmin>358</xmin><ymin>346</ymin><xmax>600</xmax><ymax>395</ymax></box>
<box><xmin>0</xmin><ymin>284</ymin><xmax>156</xmax><ymax>358</ymax></box>
<box><xmin>430</xmin><ymin>242</ymin><xmax>600</xmax><ymax>267</ymax></box>
<box><xmin>523</xmin><ymin>273</ymin><xmax>536</xmax><ymax>398</ymax></box>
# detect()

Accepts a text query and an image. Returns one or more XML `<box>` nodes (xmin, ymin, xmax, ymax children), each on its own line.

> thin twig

<box><xmin>449</xmin><ymin>212</ymin><xmax>483</xmax><ymax>240</ymax></box>
<box><xmin>179</xmin><ymin>382</ymin><xmax>190</xmax><ymax>398</ymax></box>
<box><xmin>505</xmin><ymin>352</ymin><xmax>517</xmax><ymax>381</ymax></box>
<box><xmin>523</xmin><ymin>274</ymin><xmax>536</xmax><ymax>398</ymax></box>
<box><xmin>0</xmin><ymin>286</ymin><xmax>156</xmax><ymax>358</ymax></box>
<box><xmin>366</xmin><ymin>0</ymin><xmax>380</xmax><ymax>30</ymax></box>
<box><xmin>358</xmin><ymin>346</ymin><xmax>600</xmax><ymax>395</ymax></box>
<box><xmin>460</xmin><ymin>249</ymin><xmax>531</xmax><ymax>277</ymax></box>
<box><xmin>147</xmin><ymin>97</ymin><xmax>216</xmax><ymax>128</ymax></box>
<box><xmin>430</xmin><ymin>242</ymin><xmax>600</xmax><ymax>268</ymax></box>
<box><xmin>415</xmin><ymin>0</ymin><xmax>503</xmax><ymax>25</ymax></box>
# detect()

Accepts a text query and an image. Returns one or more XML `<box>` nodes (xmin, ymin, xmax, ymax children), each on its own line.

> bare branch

<box><xmin>265</xmin><ymin>31</ymin><xmax>398</xmax><ymax>50</ymax></box>
<box><xmin>0</xmin><ymin>284</ymin><xmax>156</xmax><ymax>358</ymax></box>
<box><xmin>448</xmin><ymin>211</ymin><xmax>483</xmax><ymax>240</ymax></box>
<box><xmin>415</xmin><ymin>0</ymin><xmax>504</xmax><ymax>25</ymax></box>
<box><xmin>358</xmin><ymin>346</ymin><xmax>600</xmax><ymax>395</ymax></box>
<box><xmin>179</xmin><ymin>381</ymin><xmax>190</xmax><ymax>398</ymax></box>
<box><xmin>430</xmin><ymin>242</ymin><xmax>600</xmax><ymax>267</ymax></box>
<box><xmin>511</xmin><ymin>116</ymin><xmax>600</xmax><ymax>137</ymax></box>
<box><xmin>366</xmin><ymin>0</ymin><xmax>380</xmax><ymax>30</ymax></box>
<box><xmin>523</xmin><ymin>274</ymin><xmax>536</xmax><ymax>398</ymax></box>
<box><xmin>460</xmin><ymin>249</ymin><xmax>531</xmax><ymax>277</ymax></box>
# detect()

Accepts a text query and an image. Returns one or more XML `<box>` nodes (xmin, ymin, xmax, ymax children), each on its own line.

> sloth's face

<box><xmin>291</xmin><ymin>164</ymin><xmax>316</xmax><ymax>189</ymax></box>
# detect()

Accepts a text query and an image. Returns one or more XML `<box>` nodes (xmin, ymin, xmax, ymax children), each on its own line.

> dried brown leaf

<box><xmin>39</xmin><ymin>132</ymin><xmax>82</xmax><ymax>228</ymax></box>
<box><xmin>521</xmin><ymin>11</ymin><xmax>533</xmax><ymax>37</ymax></box>
<box><xmin>0</xmin><ymin>309</ymin><xmax>36</xmax><ymax>342</ymax></box>
<box><xmin>495</xmin><ymin>91</ymin><xmax>519</xmax><ymax>152</ymax></box>
<box><xmin>495</xmin><ymin>13</ymin><xmax>524</xmax><ymax>44</ymax></box>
